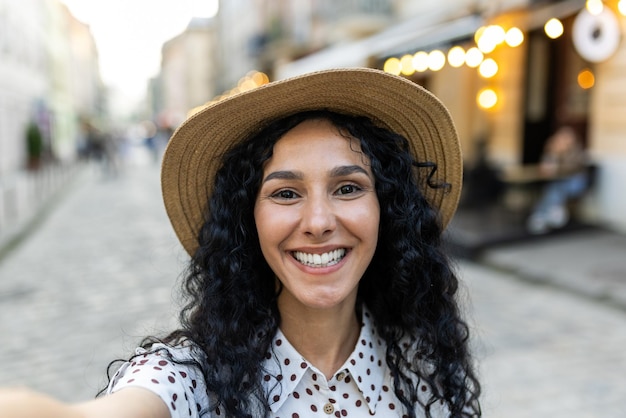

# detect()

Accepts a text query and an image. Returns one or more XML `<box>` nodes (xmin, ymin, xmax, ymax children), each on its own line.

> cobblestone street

<box><xmin>1</xmin><ymin>160</ymin><xmax>625</xmax><ymax>417</ymax></box>
<box><xmin>463</xmin><ymin>262</ymin><xmax>626</xmax><ymax>417</ymax></box>
<box><xmin>0</xmin><ymin>161</ymin><xmax>185</xmax><ymax>401</ymax></box>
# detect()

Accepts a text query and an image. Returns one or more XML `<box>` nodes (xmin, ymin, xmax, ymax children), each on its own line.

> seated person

<box><xmin>527</xmin><ymin>126</ymin><xmax>589</xmax><ymax>234</ymax></box>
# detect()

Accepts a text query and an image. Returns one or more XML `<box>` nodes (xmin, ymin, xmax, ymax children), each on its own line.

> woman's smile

<box><xmin>291</xmin><ymin>248</ymin><xmax>347</xmax><ymax>268</ymax></box>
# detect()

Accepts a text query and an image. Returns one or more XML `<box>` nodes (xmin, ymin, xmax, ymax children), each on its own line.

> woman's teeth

<box><xmin>293</xmin><ymin>249</ymin><xmax>346</xmax><ymax>267</ymax></box>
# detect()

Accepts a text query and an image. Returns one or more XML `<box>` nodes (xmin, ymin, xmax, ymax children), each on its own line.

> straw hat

<box><xmin>161</xmin><ymin>67</ymin><xmax>462</xmax><ymax>256</ymax></box>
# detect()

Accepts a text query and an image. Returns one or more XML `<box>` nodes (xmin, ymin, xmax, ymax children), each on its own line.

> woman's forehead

<box><xmin>269</xmin><ymin>120</ymin><xmax>366</xmax><ymax>164</ymax></box>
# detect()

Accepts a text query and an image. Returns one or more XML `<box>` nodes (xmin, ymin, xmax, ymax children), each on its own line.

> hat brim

<box><xmin>161</xmin><ymin>68</ymin><xmax>462</xmax><ymax>256</ymax></box>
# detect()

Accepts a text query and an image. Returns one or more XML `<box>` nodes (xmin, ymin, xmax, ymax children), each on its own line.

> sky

<box><xmin>60</xmin><ymin>0</ymin><xmax>218</xmax><ymax>111</ymax></box>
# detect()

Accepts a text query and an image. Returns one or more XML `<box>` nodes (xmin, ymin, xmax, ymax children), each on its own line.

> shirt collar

<box><xmin>262</xmin><ymin>307</ymin><xmax>387</xmax><ymax>414</ymax></box>
<box><xmin>262</xmin><ymin>326</ymin><xmax>310</xmax><ymax>413</ymax></box>
<box><xmin>343</xmin><ymin>308</ymin><xmax>386</xmax><ymax>414</ymax></box>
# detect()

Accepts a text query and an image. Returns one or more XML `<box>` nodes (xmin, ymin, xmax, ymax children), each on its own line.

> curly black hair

<box><xmin>146</xmin><ymin>110</ymin><xmax>481</xmax><ymax>417</ymax></box>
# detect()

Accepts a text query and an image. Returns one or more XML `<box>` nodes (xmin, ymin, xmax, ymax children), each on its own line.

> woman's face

<box><xmin>254</xmin><ymin>118</ymin><xmax>380</xmax><ymax>313</ymax></box>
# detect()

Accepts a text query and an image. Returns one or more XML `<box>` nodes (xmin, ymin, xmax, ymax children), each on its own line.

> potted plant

<box><xmin>26</xmin><ymin>121</ymin><xmax>43</xmax><ymax>170</ymax></box>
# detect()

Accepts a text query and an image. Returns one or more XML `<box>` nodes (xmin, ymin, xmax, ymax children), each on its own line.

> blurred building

<box><xmin>155</xmin><ymin>0</ymin><xmax>399</xmax><ymax>113</ymax></box>
<box><xmin>153</xmin><ymin>17</ymin><xmax>217</xmax><ymax>128</ymax></box>
<box><xmin>215</xmin><ymin>0</ymin><xmax>395</xmax><ymax>84</ymax></box>
<box><xmin>0</xmin><ymin>0</ymin><xmax>49</xmax><ymax>175</ymax></box>
<box><xmin>213</xmin><ymin>0</ymin><xmax>264</xmax><ymax>92</ymax></box>
<box><xmin>0</xmin><ymin>0</ymin><xmax>104</xmax><ymax>176</ymax></box>
<box><xmin>65</xmin><ymin>7</ymin><xmax>107</xmax><ymax>159</ymax></box>
<box><xmin>48</xmin><ymin>1</ymin><xmax>106</xmax><ymax>163</ymax></box>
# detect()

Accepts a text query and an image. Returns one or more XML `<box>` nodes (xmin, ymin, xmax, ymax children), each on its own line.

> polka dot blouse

<box><xmin>107</xmin><ymin>309</ymin><xmax>447</xmax><ymax>417</ymax></box>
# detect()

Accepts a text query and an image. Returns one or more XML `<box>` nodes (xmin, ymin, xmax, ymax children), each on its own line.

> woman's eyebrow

<box><xmin>262</xmin><ymin>170</ymin><xmax>303</xmax><ymax>183</ymax></box>
<box><xmin>330</xmin><ymin>165</ymin><xmax>370</xmax><ymax>178</ymax></box>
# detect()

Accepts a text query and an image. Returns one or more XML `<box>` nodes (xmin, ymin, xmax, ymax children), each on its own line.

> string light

<box><xmin>586</xmin><ymin>0</ymin><xmax>604</xmax><ymax>15</ymax></box>
<box><xmin>477</xmin><ymin>25</ymin><xmax>506</xmax><ymax>53</ymax></box>
<box><xmin>505</xmin><ymin>27</ymin><xmax>524</xmax><ymax>47</ymax></box>
<box><xmin>383</xmin><ymin>57</ymin><xmax>401</xmax><ymax>75</ymax></box>
<box><xmin>465</xmin><ymin>47</ymin><xmax>484</xmax><ymax>68</ymax></box>
<box><xmin>250</xmin><ymin>71</ymin><xmax>269</xmax><ymax>86</ymax></box>
<box><xmin>380</xmin><ymin>3</ymin><xmax>600</xmax><ymax>113</ymax></box>
<box><xmin>544</xmin><ymin>18</ymin><xmax>564</xmax><ymax>39</ymax></box>
<box><xmin>428</xmin><ymin>50</ymin><xmax>446</xmax><ymax>71</ymax></box>
<box><xmin>477</xmin><ymin>88</ymin><xmax>498</xmax><ymax>109</ymax></box>
<box><xmin>447</xmin><ymin>46</ymin><xmax>466</xmax><ymax>68</ymax></box>
<box><xmin>577</xmin><ymin>69</ymin><xmax>595</xmax><ymax>89</ymax></box>
<box><xmin>238</xmin><ymin>71</ymin><xmax>269</xmax><ymax>93</ymax></box>
<box><xmin>413</xmin><ymin>51</ymin><xmax>429</xmax><ymax>72</ymax></box>
<box><xmin>400</xmin><ymin>54</ymin><xmax>415</xmax><ymax>75</ymax></box>
<box><xmin>479</xmin><ymin>58</ymin><xmax>498</xmax><ymax>78</ymax></box>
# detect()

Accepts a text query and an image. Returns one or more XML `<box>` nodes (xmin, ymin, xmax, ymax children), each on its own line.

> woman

<box><xmin>1</xmin><ymin>68</ymin><xmax>481</xmax><ymax>417</ymax></box>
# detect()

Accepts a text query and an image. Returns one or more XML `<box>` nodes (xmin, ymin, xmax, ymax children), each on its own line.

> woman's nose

<box><xmin>301</xmin><ymin>194</ymin><xmax>336</xmax><ymax>237</ymax></box>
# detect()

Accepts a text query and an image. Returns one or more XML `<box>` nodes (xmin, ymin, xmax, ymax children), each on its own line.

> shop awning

<box><xmin>276</xmin><ymin>0</ymin><xmax>586</xmax><ymax>79</ymax></box>
<box><xmin>276</xmin><ymin>11</ymin><xmax>482</xmax><ymax>79</ymax></box>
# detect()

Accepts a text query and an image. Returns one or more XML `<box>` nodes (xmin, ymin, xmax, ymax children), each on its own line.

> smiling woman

<box><xmin>0</xmin><ymin>68</ymin><xmax>481</xmax><ymax>417</ymax></box>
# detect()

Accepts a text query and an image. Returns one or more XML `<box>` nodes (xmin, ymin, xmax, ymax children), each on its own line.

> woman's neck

<box><xmin>278</xmin><ymin>301</ymin><xmax>361</xmax><ymax>379</ymax></box>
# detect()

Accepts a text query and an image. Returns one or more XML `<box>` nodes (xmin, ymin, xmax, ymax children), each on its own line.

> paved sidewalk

<box><xmin>461</xmin><ymin>261</ymin><xmax>626</xmax><ymax>418</ymax></box>
<box><xmin>478</xmin><ymin>227</ymin><xmax>626</xmax><ymax>311</ymax></box>
<box><xmin>0</xmin><ymin>162</ymin><xmax>185</xmax><ymax>401</ymax></box>
<box><xmin>0</xmin><ymin>163</ymin><xmax>83</xmax><ymax>261</ymax></box>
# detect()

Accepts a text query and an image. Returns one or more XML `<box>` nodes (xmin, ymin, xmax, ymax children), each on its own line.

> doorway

<box><xmin>522</xmin><ymin>15</ymin><xmax>590</xmax><ymax>164</ymax></box>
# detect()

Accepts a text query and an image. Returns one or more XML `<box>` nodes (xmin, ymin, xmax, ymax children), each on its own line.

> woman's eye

<box><xmin>272</xmin><ymin>189</ymin><xmax>298</xmax><ymax>199</ymax></box>
<box><xmin>337</xmin><ymin>184</ymin><xmax>360</xmax><ymax>195</ymax></box>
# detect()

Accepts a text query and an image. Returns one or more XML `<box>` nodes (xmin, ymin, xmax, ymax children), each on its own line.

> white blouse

<box><xmin>107</xmin><ymin>310</ymin><xmax>447</xmax><ymax>417</ymax></box>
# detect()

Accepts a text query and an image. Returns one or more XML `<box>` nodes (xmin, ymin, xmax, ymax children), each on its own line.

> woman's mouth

<box><xmin>292</xmin><ymin>248</ymin><xmax>347</xmax><ymax>268</ymax></box>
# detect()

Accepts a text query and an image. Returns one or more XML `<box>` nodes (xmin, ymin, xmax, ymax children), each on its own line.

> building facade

<box><xmin>0</xmin><ymin>0</ymin><xmax>49</xmax><ymax>175</ymax></box>
<box><xmin>157</xmin><ymin>17</ymin><xmax>217</xmax><ymax>127</ymax></box>
<box><xmin>0</xmin><ymin>0</ymin><xmax>103</xmax><ymax>175</ymax></box>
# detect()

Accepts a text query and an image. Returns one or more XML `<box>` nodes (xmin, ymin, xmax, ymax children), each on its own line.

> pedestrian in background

<box><xmin>527</xmin><ymin>126</ymin><xmax>589</xmax><ymax>234</ymax></box>
<box><xmin>0</xmin><ymin>68</ymin><xmax>481</xmax><ymax>417</ymax></box>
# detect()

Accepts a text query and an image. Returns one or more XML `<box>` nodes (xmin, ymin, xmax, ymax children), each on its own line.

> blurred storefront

<box><xmin>272</xmin><ymin>0</ymin><xmax>626</xmax><ymax>233</ymax></box>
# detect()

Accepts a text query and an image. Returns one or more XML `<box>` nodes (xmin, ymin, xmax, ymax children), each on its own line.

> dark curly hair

<box><xmin>146</xmin><ymin>110</ymin><xmax>481</xmax><ymax>417</ymax></box>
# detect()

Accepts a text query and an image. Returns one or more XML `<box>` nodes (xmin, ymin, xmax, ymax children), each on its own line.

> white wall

<box><xmin>591</xmin><ymin>158</ymin><xmax>626</xmax><ymax>233</ymax></box>
<box><xmin>0</xmin><ymin>0</ymin><xmax>49</xmax><ymax>174</ymax></box>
